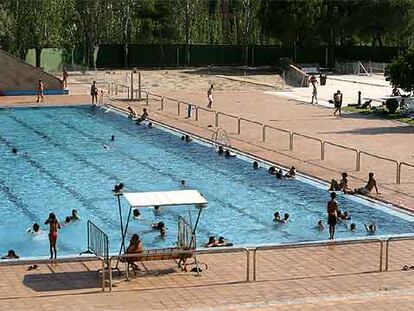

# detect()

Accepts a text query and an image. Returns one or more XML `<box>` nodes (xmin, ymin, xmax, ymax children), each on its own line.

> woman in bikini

<box><xmin>45</xmin><ymin>213</ymin><xmax>61</xmax><ymax>259</ymax></box>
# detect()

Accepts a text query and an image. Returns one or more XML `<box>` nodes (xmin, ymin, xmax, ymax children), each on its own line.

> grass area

<box><xmin>343</xmin><ymin>106</ymin><xmax>414</xmax><ymax>125</ymax></box>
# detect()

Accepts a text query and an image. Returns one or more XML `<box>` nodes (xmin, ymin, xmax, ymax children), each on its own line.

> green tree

<box><xmin>386</xmin><ymin>49</ymin><xmax>414</xmax><ymax>92</ymax></box>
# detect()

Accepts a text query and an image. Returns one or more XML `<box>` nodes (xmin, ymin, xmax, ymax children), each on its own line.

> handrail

<box><xmin>0</xmin><ymin>256</ymin><xmax>107</xmax><ymax>292</ymax></box>
<box><xmin>292</xmin><ymin>132</ymin><xmax>324</xmax><ymax>160</ymax></box>
<box><xmin>397</xmin><ymin>162</ymin><xmax>414</xmax><ymax>184</ymax></box>
<box><xmin>108</xmin><ymin>247</ymin><xmax>250</xmax><ymax>290</ymax></box>
<box><xmin>252</xmin><ymin>238</ymin><xmax>383</xmax><ymax>281</ymax></box>
<box><xmin>359</xmin><ymin>151</ymin><xmax>399</xmax><ymax>183</ymax></box>
<box><xmin>111</xmin><ymin>85</ymin><xmax>414</xmax><ymax>185</ymax></box>
<box><xmin>323</xmin><ymin>141</ymin><xmax>359</xmax><ymax>170</ymax></box>
<box><xmin>385</xmin><ymin>235</ymin><xmax>414</xmax><ymax>271</ymax></box>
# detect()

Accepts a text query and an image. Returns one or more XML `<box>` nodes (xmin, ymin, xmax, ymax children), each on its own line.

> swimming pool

<box><xmin>0</xmin><ymin>105</ymin><xmax>413</xmax><ymax>258</ymax></box>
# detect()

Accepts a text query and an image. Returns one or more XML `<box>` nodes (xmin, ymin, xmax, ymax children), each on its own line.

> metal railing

<box><xmin>291</xmin><ymin>132</ymin><xmax>324</xmax><ymax>160</ymax></box>
<box><xmin>81</xmin><ymin>220</ymin><xmax>109</xmax><ymax>264</ymax></box>
<box><xmin>384</xmin><ymin>235</ymin><xmax>414</xmax><ymax>271</ymax></box>
<box><xmin>252</xmin><ymin>238</ymin><xmax>384</xmax><ymax>281</ymax></box>
<box><xmin>117</xmin><ymin>87</ymin><xmax>414</xmax><ymax>186</ymax></box>
<box><xmin>397</xmin><ymin>162</ymin><xmax>414</xmax><ymax>184</ymax></box>
<box><xmin>358</xmin><ymin>151</ymin><xmax>399</xmax><ymax>183</ymax></box>
<box><xmin>0</xmin><ymin>256</ymin><xmax>107</xmax><ymax>292</ymax></box>
<box><xmin>322</xmin><ymin>141</ymin><xmax>359</xmax><ymax>171</ymax></box>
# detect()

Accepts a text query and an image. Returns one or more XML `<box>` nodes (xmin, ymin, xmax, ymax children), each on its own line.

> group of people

<box><xmin>127</xmin><ymin>106</ymin><xmax>149</xmax><ymax>124</ymax></box>
<box><xmin>329</xmin><ymin>172</ymin><xmax>379</xmax><ymax>195</ymax></box>
<box><xmin>267</xmin><ymin>166</ymin><xmax>296</xmax><ymax>179</ymax></box>
<box><xmin>326</xmin><ymin>192</ymin><xmax>377</xmax><ymax>240</ymax></box>
<box><xmin>309</xmin><ymin>75</ymin><xmax>344</xmax><ymax>116</ymax></box>
<box><xmin>205</xmin><ymin>236</ymin><xmax>233</xmax><ymax>247</ymax></box>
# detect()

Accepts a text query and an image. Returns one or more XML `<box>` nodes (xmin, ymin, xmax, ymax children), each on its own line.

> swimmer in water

<box><xmin>1</xmin><ymin>249</ymin><xmax>19</xmax><ymax>259</ymax></box>
<box><xmin>273</xmin><ymin>212</ymin><xmax>281</xmax><ymax>222</ymax></box>
<box><xmin>253</xmin><ymin>161</ymin><xmax>259</xmax><ymax>170</ymax></box>
<box><xmin>225</xmin><ymin>149</ymin><xmax>236</xmax><ymax>158</ymax></box>
<box><xmin>276</xmin><ymin>169</ymin><xmax>284</xmax><ymax>179</ymax></box>
<box><xmin>28</xmin><ymin>223</ymin><xmax>41</xmax><ymax>234</ymax></box>
<box><xmin>364</xmin><ymin>221</ymin><xmax>377</xmax><ymax>234</ymax></box>
<box><xmin>285</xmin><ymin>166</ymin><xmax>296</xmax><ymax>179</ymax></box>
<box><xmin>214</xmin><ymin>237</ymin><xmax>233</xmax><ymax>247</ymax></box>
<box><xmin>268</xmin><ymin>166</ymin><xmax>276</xmax><ymax>175</ymax></box>
<box><xmin>180</xmin><ymin>180</ymin><xmax>187</xmax><ymax>188</ymax></box>
<box><xmin>350</xmin><ymin>223</ymin><xmax>357</xmax><ymax>231</ymax></box>
<box><xmin>185</xmin><ymin>135</ymin><xmax>192</xmax><ymax>142</ymax></box>
<box><xmin>61</xmin><ymin>216</ymin><xmax>71</xmax><ymax>226</ymax></box>
<box><xmin>12</xmin><ymin>148</ymin><xmax>18</xmax><ymax>154</ymax></box>
<box><xmin>218</xmin><ymin>146</ymin><xmax>224</xmax><ymax>155</ymax></box>
<box><xmin>132</xmin><ymin>208</ymin><xmax>141</xmax><ymax>220</ymax></box>
<box><xmin>70</xmin><ymin>209</ymin><xmax>80</xmax><ymax>220</ymax></box>
<box><xmin>148</xmin><ymin>122</ymin><xmax>153</xmax><ymax>128</ymax></box>
<box><xmin>205</xmin><ymin>236</ymin><xmax>216</xmax><ymax>247</ymax></box>
<box><xmin>317</xmin><ymin>220</ymin><xmax>325</xmax><ymax>231</ymax></box>
<box><xmin>111</xmin><ymin>135</ymin><xmax>115</xmax><ymax>142</ymax></box>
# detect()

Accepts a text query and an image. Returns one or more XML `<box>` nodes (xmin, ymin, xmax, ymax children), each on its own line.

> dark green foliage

<box><xmin>386</xmin><ymin>48</ymin><xmax>414</xmax><ymax>92</ymax></box>
<box><xmin>385</xmin><ymin>98</ymin><xmax>399</xmax><ymax>114</ymax></box>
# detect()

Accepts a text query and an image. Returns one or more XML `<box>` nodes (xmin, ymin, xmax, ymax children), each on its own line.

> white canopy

<box><xmin>123</xmin><ymin>190</ymin><xmax>208</xmax><ymax>208</ymax></box>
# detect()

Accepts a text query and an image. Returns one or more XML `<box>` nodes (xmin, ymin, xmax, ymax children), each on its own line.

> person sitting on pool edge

<box><xmin>127</xmin><ymin>106</ymin><xmax>137</xmax><ymax>119</ymax></box>
<box><xmin>28</xmin><ymin>223</ymin><xmax>42</xmax><ymax>234</ymax></box>
<box><xmin>135</xmin><ymin>108</ymin><xmax>148</xmax><ymax>124</ymax></box>
<box><xmin>285</xmin><ymin>166</ymin><xmax>296</xmax><ymax>179</ymax></box>
<box><xmin>1</xmin><ymin>249</ymin><xmax>19</xmax><ymax>259</ymax></box>
<box><xmin>133</xmin><ymin>209</ymin><xmax>141</xmax><ymax>220</ymax></box>
<box><xmin>330</xmin><ymin>172</ymin><xmax>353</xmax><ymax>194</ymax></box>
<box><xmin>355</xmin><ymin>172</ymin><xmax>379</xmax><ymax>195</ymax></box>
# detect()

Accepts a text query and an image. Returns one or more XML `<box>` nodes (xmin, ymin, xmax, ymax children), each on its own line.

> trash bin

<box><xmin>320</xmin><ymin>74</ymin><xmax>327</xmax><ymax>86</ymax></box>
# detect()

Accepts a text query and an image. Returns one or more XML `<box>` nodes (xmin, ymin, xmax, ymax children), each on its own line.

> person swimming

<box><xmin>274</xmin><ymin>213</ymin><xmax>289</xmax><ymax>224</ymax></box>
<box><xmin>350</xmin><ymin>223</ymin><xmax>357</xmax><ymax>231</ymax></box>
<box><xmin>253</xmin><ymin>161</ymin><xmax>259</xmax><ymax>170</ymax></box>
<box><xmin>218</xmin><ymin>146</ymin><xmax>224</xmax><ymax>155</ymax></box>
<box><xmin>70</xmin><ymin>209</ymin><xmax>80</xmax><ymax>220</ymax></box>
<box><xmin>180</xmin><ymin>180</ymin><xmax>187</xmax><ymax>188</ymax></box>
<box><xmin>111</xmin><ymin>135</ymin><xmax>115</xmax><ymax>142</ymax></box>
<box><xmin>214</xmin><ymin>237</ymin><xmax>233</xmax><ymax>247</ymax></box>
<box><xmin>132</xmin><ymin>209</ymin><xmax>141</xmax><ymax>220</ymax></box>
<box><xmin>205</xmin><ymin>236</ymin><xmax>216</xmax><ymax>247</ymax></box>
<box><xmin>61</xmin><ymin>216</ymin><xmax>71</xmax><ymax>227</ymax></box>
<box><xmin>1</xmin><ymin>249</ymin><xmax>19</xmax><ymax>259</ymax></box>
<box><xmin>185</xmin><ymin>135</ymin><xmax>192</xmax><ymax>142</ymax></box>
<box><xmin>273</xmin><ymin>212</ymin><xmax>281</xmax><ymax>222</ymax></box>
<box><xmin>285</xmin><ymin>166</ymin><xmax>296</xmax><ymax>179</ymax></box>
<box><xmin>151</xmin><ymin>221</ymin><xmax>165</xmax><ymax>230</ymax></box>
<box><xmin>148</xmin><ymin>122</ymin><xmax>153</xmax><ymax>128</ymax></box>
<box><xmin>153</xmin><ymin>205</ymin><xmax>162</xmax><ymax>215</ymax></box>
<box><xmin>317</xmin><ymin>220</ymin><xmax>325</xmax><ymax>231</ymax></box>
<box><xmin>365</xmin><ymin>221</ymin><xmax>377</xmax><ymax>233</ymax></box>
<box><xmin>268</xmin><ymin>166</ymin><xmax>276</xmax><ymax>175</ymax></box>
<box><xmin>12</xmin><ymin>148</ymin><xmax>18</xmax><ymax>154</ymax></box>
<box><xmin>113</xmin><ymin>183</ymin><xmax>124</xmax><ymax>193</ymax></box>
<box><xmin>28</xmin><ymin>223</ymin><xmax>41</xmax><ymax>234</ymax></box>
<box><xmin>225</xmin><ymin>149</ymin><xmax>236</xmax><ymax>158</ymax></box>
<box><xmin>339</xmin><ymin>211</ymin><xmax>351</xmax><ymax>221</ymax></box>
<box><xmin>276</xmin><ymin>169</ymin><xmax>284</xmax><ymax>179</ymax></box>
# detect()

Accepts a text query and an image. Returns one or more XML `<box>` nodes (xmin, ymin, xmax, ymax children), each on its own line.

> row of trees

<box><xmin>1</xmin><ymin>0</ymin><xmax>414</xmax><ymax>67</ymax></box>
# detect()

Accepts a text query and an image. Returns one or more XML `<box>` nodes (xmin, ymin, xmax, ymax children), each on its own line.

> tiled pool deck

<box><xmin>0</xmin><ymin>76</ymin><xmax>413</xmax><ymax>309</ymax></box>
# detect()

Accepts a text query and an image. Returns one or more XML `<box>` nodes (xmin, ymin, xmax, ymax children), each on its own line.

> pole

<box><xmin>138</xmin><ymin>72</ymin><xmax>141</xmax><ymax>101</ymax></box>
<box><xmin>114</xmin><ymin>194</ymin><xmax>125</xmax><ymax>271</ymax></box>
<box><xmin>130</xmin><ymin>71</ymin><xmax>134</xmax><ymax>100</ymax></box>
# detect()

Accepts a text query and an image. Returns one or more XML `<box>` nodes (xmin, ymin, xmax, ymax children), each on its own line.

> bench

<box><xmin>124</xmin><ymin>247</ymin><xmax>196</xmax><ymax>275</ymax></box>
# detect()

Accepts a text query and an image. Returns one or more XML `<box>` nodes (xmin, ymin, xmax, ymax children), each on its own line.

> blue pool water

<box><xmin>0</xmin><ymin>106</ymin><xmax>413</xmax><ymax>258</ymax></box>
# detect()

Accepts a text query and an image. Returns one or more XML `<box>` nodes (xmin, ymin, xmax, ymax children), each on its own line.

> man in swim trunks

<box><xmin>327</xmin><ymin>192</ymin><xmax>339</xmax><ymax>239</ymax></box>
<box><xmin>333</xmin><ymin>90</ymin><xmax>343</xmax><ymax>117</ymax></box>
<box><xmin>36</xmin><ymin>80</ymin><xmax>44</xmax><ymax>103</ymax></box>
<box><xmin>207</xmin><ymin>84</ymin><xmax>213</xmax><ymax>108</ymax></box>
<box><xmin>135</xmin><ymin>108</ymin><xmax>148</xmax><ymax>124</ymax></box>
<box><xmin>355</xmin><ymin>172</ymin><xmax>379</xmax><ymax>195</ymax></box>
<box><xmin>44</xmin><ymin>213</ymin><xmax>61</xmax><ymax>259</ymax></box>
<box><xmin>91</xmin><ymin>81</ymin><xmax>98</xmax><ymax>105</ymax></box>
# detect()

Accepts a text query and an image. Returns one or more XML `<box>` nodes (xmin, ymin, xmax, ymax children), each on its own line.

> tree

<box><xmin>386</xmin><ymin>49</ymin><xmax>414</xmax><ymax>93</ymax></box>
